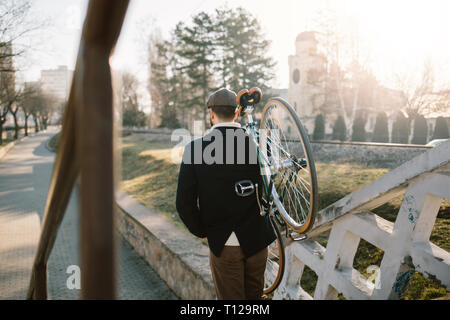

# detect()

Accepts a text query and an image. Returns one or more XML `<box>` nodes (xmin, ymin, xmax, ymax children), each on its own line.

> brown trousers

<box><xmin>209</xmin><ymin>246</ymin><xmax>268</xmax><ymax>300</ymax></box>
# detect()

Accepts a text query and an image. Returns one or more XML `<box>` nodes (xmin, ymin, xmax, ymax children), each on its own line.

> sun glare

<box><xmin>339</xmin><ymin>0</ymin><xmax>450</xmax><ymax>87</ymax></box>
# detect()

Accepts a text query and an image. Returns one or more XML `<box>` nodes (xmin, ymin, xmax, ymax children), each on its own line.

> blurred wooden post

<box><xmin>27</xmin><ymin>0</ymin><xmax>129</xmax><ymax>300</ymax></box>
<box><xmin>75</xmin><ymin>0</ymin><xmax>129</xmax><ymax>300</ymax></box>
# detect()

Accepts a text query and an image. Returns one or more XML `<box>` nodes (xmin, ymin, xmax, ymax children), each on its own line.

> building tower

<box><xmin>288</xmin><ymin>32</ymin><xmax>326</xmax><ymax>134</ymax></box>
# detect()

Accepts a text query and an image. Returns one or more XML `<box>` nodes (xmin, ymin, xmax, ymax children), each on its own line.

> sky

<box><xmin>19</xmin><ymin>0</ymin><xmax>450</xmax><ymax>111</ymax></box>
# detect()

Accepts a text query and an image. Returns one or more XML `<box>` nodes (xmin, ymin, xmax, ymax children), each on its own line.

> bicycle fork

<box><xmin>256</xmin><ymin>183</ymin><xmax>307</xmax><ymax>242</ymax></box>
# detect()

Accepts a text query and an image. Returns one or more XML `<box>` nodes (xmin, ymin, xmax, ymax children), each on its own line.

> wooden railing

<box><xmin>27</xmin><ymin>0</ymin><xmax>129</xmax><ymax>300</ymax></box>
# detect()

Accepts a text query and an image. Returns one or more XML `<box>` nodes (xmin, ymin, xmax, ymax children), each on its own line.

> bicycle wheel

<box><xmin>260</xmin><ymin>98</ymin><xmax>318</xmax><ymax>234</ymax></box>
<box><xmin>264</xmin><ymin>215</ymin><xmax>285</xmax><ymax>295</ymax></box>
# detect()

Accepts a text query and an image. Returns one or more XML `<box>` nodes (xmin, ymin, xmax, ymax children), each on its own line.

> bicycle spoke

<box><xmin>272</xmin><ymin>158</ymin><xmax>311</xmax><ymax>225</ymax></box>
<box><xmin>290</xmin><ymin>180</ymin><xmax>310</xmax><ymax>221</ymax></box>
<box><xmin>266</xmin><ymin>136</ymin><xmax>312</xmax><ymax>179</ymax></box>
<box><xmin>282</xmin><ymin>179</ymin><xmax>303</xmax><ymax>224</ymax></box>
<box><xmin>260</xmin><ymin>99</ymin><xmax>317</xmax><ymax>233</ymax></box>
<box><xmin>292</xmin><ymin>170</ymin><xmax>311</xmax><ymax>192</ymax></box>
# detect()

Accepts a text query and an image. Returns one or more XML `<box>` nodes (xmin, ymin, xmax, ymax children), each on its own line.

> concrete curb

<box><xmin>0</xmin><ymin>140</ymin><xmax>17</xmax><ymax>161</ymax></box>
<box><xmin>44</xmin><ymin>132</ymin><xmax>59</xmax><ymax>153</ymax></box>
<box><xmin>115</xmin><ymin>190</ymin><xmax>216</xmax><ymax>300</ymax></box>
<box><xmin>310</xmin><ymin>140</ymin><xmax>432</xmax><ymax>148</ymax></box>
<box><xmin>0</xmin><ymin>130</ymin><xmax>45</xmax><ymax>161</ymax></box>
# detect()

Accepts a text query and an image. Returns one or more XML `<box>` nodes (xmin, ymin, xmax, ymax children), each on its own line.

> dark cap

<box><xmin>206</xmin><ymin>88</ymin><xmax>237</xmax><ymax>109</ymax></box>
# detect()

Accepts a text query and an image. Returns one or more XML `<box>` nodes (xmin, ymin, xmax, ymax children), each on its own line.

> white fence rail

<box><xmin>273</xmin><ymin>140</ymin><xmax>450</xmax><ymax>300</ymax></box>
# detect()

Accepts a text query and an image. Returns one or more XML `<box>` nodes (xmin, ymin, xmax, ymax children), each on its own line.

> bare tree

<box><xmin>18</xmin><ymin>83</ymin><xmax>57</xmax><ymax>134</ymax></box>
<box><xmin>121</xmin><ymin>72</ymin><xmax>147</xmax><ymax>128</ymax></box>
<box><xmin>0</xmin><ymin>70</ymin><xmax>18</xmax><ymax>144</ymax></box>
<box><xmin>313</xmin><ymin>7</ymin><xmax>376</xmax><ymax>140</ymax></box>
<box><xmin>19</xmin><ymin>85</ymin><xmax>36</xmax><ymax>136</ymax></box>
<box><xmin>395</xmin><ymin>59</ymin><xmax>437</xmax><ymax>141</ymax></box>
<box><xmin>148</xmin><ymin>38</ymin><xmax>185</xmax><ymax>129</ymax></box>
<box><xmin>0</xmin><ymin>0</ymin><xmax>48</xmax><ymax>142</ymax></box>
<box><xmin>147</xmin><ymin>27</ymin><xmax>166</xmax><ymax>128</ymax></box>
<box><xmin>8</xmin><ymin>89</ymin><xmax>22</xmax><ymax>139</ymax></box>
<box><xmin>396</xmin><ymin>59</ymin><xmax>435</xmax><ymax>119</ymax></box>
<box><xmin>122</xmin><ymin>72</ymin><xmax>140</xmax><ymax>110</ymax></box>
<box><xmin>40</xmin><ymin>92</ymin><xmax>58</xmax><ymax>130</ymax></box>
<box><xmin>0</xmin><ymin>0</ymin><xmax>48</xmax><ymax>72</ymax></box>
<box><xmin>434</xmin><ymin>90</ymin><xmax>450</xmax><ymax>113</ymax></box>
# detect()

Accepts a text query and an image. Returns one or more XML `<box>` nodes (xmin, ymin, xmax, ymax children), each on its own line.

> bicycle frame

<box><xmin>243</xmin><ymin>106</ymin><xmax>275</xmax><ymax>215</ymax></box>
<box><xmin>243</xmin><ymin>105</ymin><xmax>308</xmax><ymax>241</ymax></box>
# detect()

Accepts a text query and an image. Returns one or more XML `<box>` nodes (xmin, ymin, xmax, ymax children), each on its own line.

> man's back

<box><xmin>176</xmin><ymin>125</ymin><xmax>276</xmax><ymax>258</ymax></box>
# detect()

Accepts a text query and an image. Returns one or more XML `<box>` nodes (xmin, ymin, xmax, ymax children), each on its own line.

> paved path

<box><xmin>0</xmin><ymin>128</ymin><xmax>177</xmax><ymax>300</ymax></box>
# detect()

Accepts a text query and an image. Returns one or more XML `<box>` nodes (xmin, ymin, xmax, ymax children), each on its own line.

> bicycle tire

<box><xmin>260</xmin><ymin>98</ymin><xmax>318</xmax><ymax>234</ymax></box>
<box><xmin>263</xmin><ymin>214</ymin><xmax>285</xmax><ymax>295</ymax></box>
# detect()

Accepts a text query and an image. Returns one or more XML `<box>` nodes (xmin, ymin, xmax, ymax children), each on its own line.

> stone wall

<box><xmin>123</xmin><ymin>129</ymin><xmax>433</xmax><ymax>169</ymax></box>
<box><xmin>310</xmin><ymin>141</ymin><xmax>432</xmax><ymax>169</ymax></box>
<box><xmin>115</xmin><ymin>191</ymin><xmax>216</xmax><ymax>300</ymax></box>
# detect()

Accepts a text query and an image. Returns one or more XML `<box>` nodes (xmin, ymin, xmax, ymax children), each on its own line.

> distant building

<box><xmin>40</xmin><ymin>65</ymin><xmax>73</xmax><ymax>102</ymax></box>
<box><xmin>288</xmin><ymin>32</ymin><xmax>326</xmax><ymax>134</ymax></box>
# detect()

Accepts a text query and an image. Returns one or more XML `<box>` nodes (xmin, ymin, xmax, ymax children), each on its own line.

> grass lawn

<box><xmin>120</xmin><ymin>133</ymin><xmax>449</xmax><ymax>300</ymax></box>
<box><xmin>120</xmin><ymin>135</ymin><xmax>183</xmax><ymax>227</ymax></box>
<box><xmin>47</xmin><ymin>132</ymin><xmax>60</xmax><ymax>152</ymax></box>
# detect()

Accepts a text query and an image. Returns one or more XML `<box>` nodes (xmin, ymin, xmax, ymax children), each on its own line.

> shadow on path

<box><xmin>0</xmin><ymin>129</ymin><xmax>177</xmax><ymax>300</ymax></box>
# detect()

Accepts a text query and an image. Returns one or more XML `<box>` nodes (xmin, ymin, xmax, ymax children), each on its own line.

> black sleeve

<box><xmin>175</xmin><ymin>143</ymin><xmax>206</xmax><ymax>238</ymax></box>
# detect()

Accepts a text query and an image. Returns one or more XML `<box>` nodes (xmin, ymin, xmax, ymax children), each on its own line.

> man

<box><xmin>176</xmin><ymin>88</ymin><xmax>276</xmax><ymax>300</ymax></box>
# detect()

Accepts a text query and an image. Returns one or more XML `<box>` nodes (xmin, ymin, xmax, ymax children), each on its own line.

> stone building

<box><xmin>288</xmin><ymin>32</ymin><xmax>326</xmax><ymax>135</ymax></box>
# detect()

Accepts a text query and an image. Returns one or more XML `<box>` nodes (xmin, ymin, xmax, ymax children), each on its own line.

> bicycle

<box><xmin>235</xmin><ymin>87</ymin><xmax>318</xmax><ymax>294</ymax></box>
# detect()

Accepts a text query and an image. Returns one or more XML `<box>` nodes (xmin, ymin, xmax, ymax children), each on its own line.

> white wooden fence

<box><xmin>273</xmin><ymin>140</ymin><xmax>450</xmax><ymax>299</ymax></box>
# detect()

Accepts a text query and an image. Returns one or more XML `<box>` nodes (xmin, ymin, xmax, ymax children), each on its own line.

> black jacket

<box><xmin>176</xmin><ymin>126</ymin><xmax>276</xmax><ymax>258</ymax></box>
